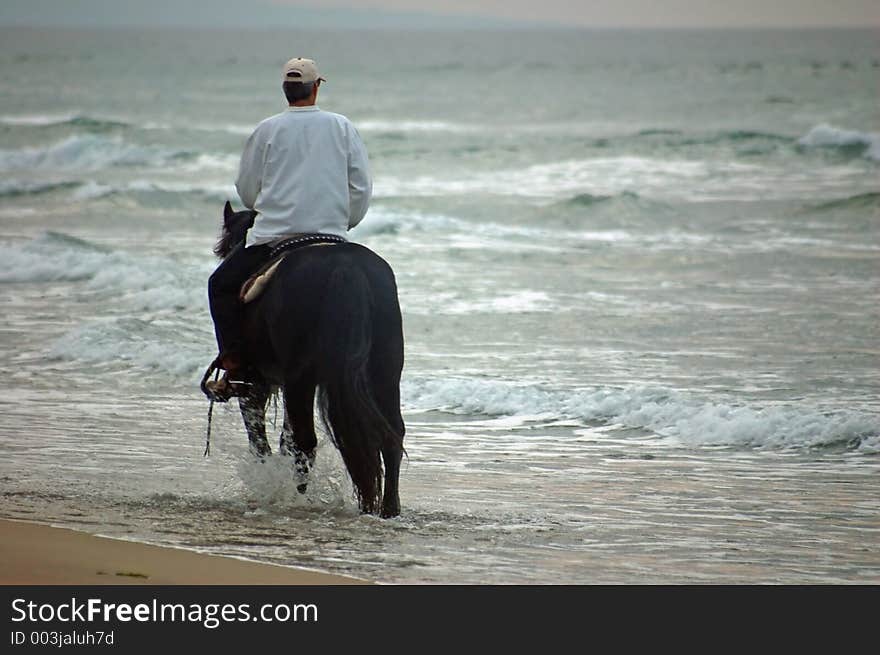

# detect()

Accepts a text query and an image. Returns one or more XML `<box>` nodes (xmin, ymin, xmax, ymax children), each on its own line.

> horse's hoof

<box><xmin>380</xmin><ymin>506</ymin><xmax>400</xmax><ymax>519</ymax></box>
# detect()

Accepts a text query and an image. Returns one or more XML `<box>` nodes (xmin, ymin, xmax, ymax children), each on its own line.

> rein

<box><xmin>200</xmin><ymin>366</ymin><xmax>220</xmax><ymax>457</ymax></box>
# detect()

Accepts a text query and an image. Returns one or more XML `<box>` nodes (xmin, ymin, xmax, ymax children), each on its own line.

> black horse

<box><xmin>212</xmin><ymin>201</ymin><xmax>405</xmax><ymax>518</ymax></box>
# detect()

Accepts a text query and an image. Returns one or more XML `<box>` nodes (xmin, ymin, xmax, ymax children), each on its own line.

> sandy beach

<box><xmin>0</xmin><ymin>520</ymin><xmax>366</xmax><ymax>585</ymax></box>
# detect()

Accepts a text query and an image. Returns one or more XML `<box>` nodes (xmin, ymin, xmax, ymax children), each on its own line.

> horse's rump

<box><xmin>246</xmin><ymin>242</ymin><xmax>399</xmax><ymax>366</ymax></box>
<box><xmin>241</xmin><ymin>241</ymin><xmax>405</xmax><ymax>514</ymax></box>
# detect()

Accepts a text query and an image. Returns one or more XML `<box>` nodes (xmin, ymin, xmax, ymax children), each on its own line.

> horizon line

<box><xmin>1</xmin><ymin>22</ymin><xmax>877</xmax><ymax>31</ymax></box>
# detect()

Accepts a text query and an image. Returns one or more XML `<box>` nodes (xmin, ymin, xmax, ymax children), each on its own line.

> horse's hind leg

<box><xmin>380</xmin><ymin>440</ymin><xmax>402</xmax><ymax>519</ymax></box>
<box><xmin>280</xmin><ymin>375</ymin><xmax>317</xmax><ymax>494</ymax></box>
<box><xmin>238</xmin><ymin>379</ymin><xmax>271</xmax><ymax>458</ymax></box>
<box><xmin>372</xmin><ymin>361</ymin><xmax>405</xmax><ymax>519</ymax></box>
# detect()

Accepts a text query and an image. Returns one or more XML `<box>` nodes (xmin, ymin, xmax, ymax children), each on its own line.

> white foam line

<box><xmin>402</xmin><ymin>377</ymin><xmax>880</xmax><ymax>451</ymax></box>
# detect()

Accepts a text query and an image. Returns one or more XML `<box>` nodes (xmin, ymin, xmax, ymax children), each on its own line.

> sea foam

<box><xmin>48</xmin><ymin>318</ymin><xmax>212</xmax><ymax>378</ymax></box>
<box><xmin>0</xmin><ymin>135</ymin><xmax>192</xmax><ymax>172</ymax></box>
<box><xmin>798</xmin><ymin>124</ymin><xmax>880</xmax><ymax>161</ymax></box>
<box><xmin>71</xmin><ymin>178</ymin><xmax>236</xmax><ymax>202</ymax></box>
<box><xmin>358</xmin><ymin>120</ymin><xmax>480</xmax><ymax>134</ymax></box>
<box><xmin>0</xmin><ymin>179</ymin><xmax>81</xmax><ymax>198</ymax></box>
<box><xmin>375</xmin><ymin>156</ymin><xmax>761</xmax><ymax>202</ymax></box>
<box><xmin>0</xmin><ymin>233</ymin><xmax>216</xmax><ymax>378</ymax></box>
<box><xmin>0</xmin><ymin>232</ymin><xmax>212</xmax><ymax>311</ymax></box>
<box><xmin>0</xmin><ymin>113</ymin><xmax>83</xmax><ymax>127</ymax></box>
<box><xmin>403</xmin><ymin>376</ymin><xmax>879</xmax><ymax>452</ymax></box>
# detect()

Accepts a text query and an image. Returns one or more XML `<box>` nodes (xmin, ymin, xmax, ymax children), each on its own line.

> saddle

<box><xmin>239</xmin><ymin>233</ymin><xmax>346</xmax><ymax>303</ymax></box>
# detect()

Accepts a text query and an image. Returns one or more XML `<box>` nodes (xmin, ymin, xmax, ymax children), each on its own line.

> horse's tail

<box><xmin>315</xmin><ymin>263</ymin><xmax>392</xmax><ymax>515</ymax></box>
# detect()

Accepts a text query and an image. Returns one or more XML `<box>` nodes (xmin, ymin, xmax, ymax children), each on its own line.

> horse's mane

<box><xmin>214</xmin><ymin>207</ymin><xmax>257</xmax><ymax>258</ymax></box>
<box><xmin>213</xmin><ymin>228</ymin><xmax>236</xmax><ymax>258</ymax></box>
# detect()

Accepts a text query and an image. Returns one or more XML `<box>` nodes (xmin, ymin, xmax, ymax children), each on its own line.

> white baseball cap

<box><xmin>282</xmin><ymin>58</ymin><xmax>325</xmax><ymax>83</ymax></box>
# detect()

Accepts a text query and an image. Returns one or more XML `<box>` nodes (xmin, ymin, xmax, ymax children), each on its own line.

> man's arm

<box><xmin>347</xmin><ymin>126</ymin><xmax>372</xmax><ymax>229</ymax></box>
<box><xmin>235</xmin><ymin>126</ymin><xmax>267</xmax><ymax>210</ymax></box>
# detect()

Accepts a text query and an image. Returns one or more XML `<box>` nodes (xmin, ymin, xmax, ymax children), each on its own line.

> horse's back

<box><xmin>244</xmin><ymin>242</ymin><xmax>402</xmax><ymax>379</ymax></box>
<box><xmin>269</xmin><ymin>242</ymin><xmax>399</xmax><ymax>313</ymax></box>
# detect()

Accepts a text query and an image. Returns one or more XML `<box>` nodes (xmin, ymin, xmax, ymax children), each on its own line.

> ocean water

<box><xmin>1</xmin><ymin>27</ymin><xmax>878</xmax><ymax>584</ymax></box>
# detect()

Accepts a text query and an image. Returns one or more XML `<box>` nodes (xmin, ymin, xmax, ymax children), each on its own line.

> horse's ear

<box><xmin>223</xmin><ymin>200</ymin><xmax>234</xmax><ymax>225</ymax></box>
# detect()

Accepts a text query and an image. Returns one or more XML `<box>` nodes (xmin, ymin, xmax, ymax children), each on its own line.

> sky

<box><xmin>271</xmin><ymin>0</ymin><xmax>880</xmax><ymax>29</ymax></box>
<box><xmin>1</xmin><ymin>0</ymin><xmax>878</xmax><ymax>29</ymax></box>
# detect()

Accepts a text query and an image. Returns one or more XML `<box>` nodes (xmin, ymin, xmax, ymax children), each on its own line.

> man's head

<box><xmin>282</xmin><ymin>57</ymin><xmax>325</xmax><ymax>106</ymax></box>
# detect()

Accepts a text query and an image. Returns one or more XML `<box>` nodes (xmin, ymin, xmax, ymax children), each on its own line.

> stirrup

<box><xmin>204</xmin><ymin>376</ymin><xmax>250</xmax><ymax>402</ymax></box>
<box><xmin>201</xmin><ymin>360</ymin><xmax>250</xmax><ymax>402</ymax></box>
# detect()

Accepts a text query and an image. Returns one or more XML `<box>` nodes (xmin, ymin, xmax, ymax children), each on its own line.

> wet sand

<box><xmin>0</xmin><ymin>519</ymin><xmax>366</xmax><ymax>585</ymax></box>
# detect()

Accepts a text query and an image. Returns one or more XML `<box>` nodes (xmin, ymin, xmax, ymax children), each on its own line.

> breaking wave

<box><xmin>0</xmin><ymin>176</ymin><xmax>236</xmax><ymax>203</ymax></box>
<box><xmin>804</xmin><ymin>191</ymin><xmax>880</xmax><ymax>213</ymax></box>
<box><xmin>0</xmin><ymin>112</ymin><xmax>254</xmax><ymax>136</ymax></box>
<box><xmin>0</xmin><ymin>232</ymin><xmax>215</xmax><ymax>377</ymax></box>
<box><xmin>358</xmin><ymin>119</ymin><xmax>480</xmax><ymax>134</ymax></box>
<box><xmin>0</xmin><ymin>179</ymin><xmax>81</xmax><ymax>198</ymax></box>
<box><xmin>797</xmin><ymin>124</ymin><xmax>880</xmax><ymax>161</ymax></box>
<box><xmin>563</xmin><ymin>190</ymin><xmax>646</xmax><ymax>206</ymax></box>
<box><xmin>633</xmin><ymin>128</ymin><xmax>793</xmax><ymax>147</ymax></box>
<box><xmin>71</xmin><ymin>178</ymin><xmax>236</xmax><ymax>202</ymax></box>
<box><xmin>0</xmin><ymin>113</ymin><xmax>129</xmax><ymax>130</ymax></box>
<box><xmin>0</xmin><ymin>135</ymin><xmax>196</xmax><ymax>172</ymax></box>
<box><xmin>403</xmin><ymin>376</ymin><xmax>880</xmax><ymax>453</ymax></box>
<box><xmin>48</xmin><ymin>317</ymin><xmax>211</xmax><ymax>378</ymax></box>
<box><xmin>0</xmin><ymin>231</ymin><xmax>211</xmax><ymax>311</ymax></box>
<box><xmin>376</xmin><ymin>156</ymin><xmax>712</xmax><ymax>200</ymax></box>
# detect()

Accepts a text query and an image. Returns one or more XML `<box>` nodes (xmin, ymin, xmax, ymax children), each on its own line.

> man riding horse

<box><xmin>204</xmin><ymin>57</ymin><xmax>372</xmax><ymax>400</ymax></box>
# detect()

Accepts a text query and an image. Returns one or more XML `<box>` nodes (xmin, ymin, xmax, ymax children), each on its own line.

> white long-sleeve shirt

<box><xmin>236</xmin><ymin>105</ymin><xmax>372</xmax><ymax>248</ymax></box>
